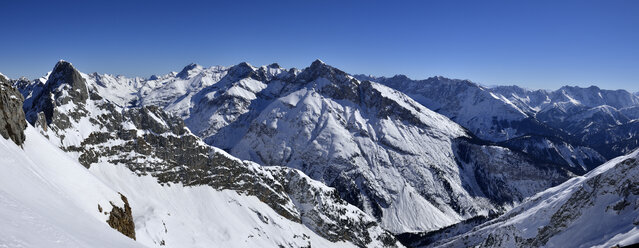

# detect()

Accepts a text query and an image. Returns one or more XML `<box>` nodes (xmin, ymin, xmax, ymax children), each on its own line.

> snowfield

<box><xmin>90</xmin><ymin>163</ymin><xmax>356</xmax><ymax>248</ymax></box>
<box><xmin>0</xmin><ymin>127</ymin><xmax>142</xmax><ymax>248</ymax></box>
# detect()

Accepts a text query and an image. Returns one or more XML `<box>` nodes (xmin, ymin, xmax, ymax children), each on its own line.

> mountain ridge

<box><xmin>22</xmin><ymin>59</ymin><xmax>580</xmax><ymax>234</ymax></box>
<box><xmin>12</xmin><ymin>60</ymin><xmax>403</xmax><ymax>247</ymax></box>
<box><xmin>6</xmin><ymin>59</ymin><xmax>639</xmax><ymax>246</ymax></box>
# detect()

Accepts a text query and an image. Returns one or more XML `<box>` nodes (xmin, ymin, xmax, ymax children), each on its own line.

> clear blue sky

<box><xmin>1</xmin><ymin>0</ymin><xmax>637</xmax><ymax>91</ymax></box>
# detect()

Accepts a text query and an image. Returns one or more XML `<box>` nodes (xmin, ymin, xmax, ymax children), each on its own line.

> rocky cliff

<box><xmin>0</xmin><ymin>73</ymin><xmax>27</xmax><ymax>146</ymax></box>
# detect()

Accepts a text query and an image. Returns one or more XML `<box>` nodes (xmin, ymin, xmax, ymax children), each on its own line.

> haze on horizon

<box><xmin>0</xmin><ymin>0</ymin><xmax>637</xmax><ymax>91</ymax></box>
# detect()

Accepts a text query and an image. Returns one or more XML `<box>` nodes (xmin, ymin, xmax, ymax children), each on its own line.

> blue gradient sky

<box><xmin>1</xmin><ymin>0</ymin><xmax>638</xmax><ymax>91</ymax></box>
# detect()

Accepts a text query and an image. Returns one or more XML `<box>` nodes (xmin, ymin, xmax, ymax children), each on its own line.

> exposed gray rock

<box><xmin>271</xmin><ymin>168</ymin><xmax>399</xmax><ymax>247</ymax></box>
<box><xmin>0</xmin><ymin>74</ymin><xmax>27</xmax><ymax>146</ymax></box>
<box><xmin>22</xmin><ymin>60</ymin><xmax>88</xmax><ymax>125</ymax></box>
<box><xmin>106</xmin><ymin>193</ymin><xmax>136</xmax><ymax>240</ymax></box>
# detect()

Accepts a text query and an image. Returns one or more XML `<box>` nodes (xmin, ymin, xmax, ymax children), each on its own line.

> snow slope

<box><xmin>432</xmin><ymin>149</ymin><xmax>639</xmax><ymax>248</ymax></box>
<box><xmin>90</xmin><ymin>162</ymin><xmax>357</xmax><ymax>248</ymax></box>
<box><xmin>0</xmin><ymin>127</ymin><xmax>143</xmax><ymax>248</ymax></box>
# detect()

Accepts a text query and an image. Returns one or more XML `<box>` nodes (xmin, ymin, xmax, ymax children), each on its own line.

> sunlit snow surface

<box><xmin>0</xmin><ymin>127</ymin><xmax>142</xmax><ymax>248</ymax></box>
<box><xmin>90</xmin><ymin>164</ymin><xmax>355</xmax><ymax>248</ymax></box>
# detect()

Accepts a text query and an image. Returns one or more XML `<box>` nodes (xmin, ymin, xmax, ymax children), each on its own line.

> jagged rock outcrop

<box><xmin>106</xmin><ymin>193</ymin><xmax>136</xmax><ymax>240</ymax></box>
<box><xmin>271</xmin><ymin>168</ymin><xmax>399</xmax><ymax>247</ymax></box>
<box><xmin>0</xmin><ymin>73</ymin><xmax>27</xmax><ymax>146</ymax></box>
<box><xmin>22</xmin><ymin>60</ymin><xmax>89</xmax><ymax>125</ymax></box>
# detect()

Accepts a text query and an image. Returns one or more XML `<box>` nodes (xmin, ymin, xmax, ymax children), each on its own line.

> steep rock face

<box><xmin>106</xmin><ymin>194</ymin><xmax>136</xmax><ymax>240</ymax></box>
<box><xmin>498</xmin><ymin>135</ymin><xmax>606</xmax><ymax>172</ymax></box>
<box><xmin>17</xmin><ymin>61</ymin><xmax>401</xmax><ymax>247</ymax></box>
<box><xmin>271</xmin><ymin>168</ymin><xmax>399</xmax><ymax>247</ymax></box>
<box><xmin>453</xmin><ymin>138</ymin><xmax>573</xmax><ymax>205</ymax></box>
<box><xmin>432</xmin><ymin>150</ymin><xmax>639</xmax><ymax>248</ymax></box>
<box><xmin>22</xmin><ymin>60</ymin><xmax>88</xmax><ymax>125</ymax></box>
<box><xmin>0</xmin><ymin>73</ymin><xmax>27</xmax><ymax>146</ymax></box>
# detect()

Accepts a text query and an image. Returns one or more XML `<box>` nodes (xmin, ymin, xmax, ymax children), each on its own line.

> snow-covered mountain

<box><xmin>54</xmin><ymin>60</ymin><xmax>580</xmax><ymax>234</ymax></box>
<box><xmin>8</xmin><ymin>59</ymin><xmax>638</xmax><ymax>246</ymax></box>
<box><xmin>353</xmin><ymin>75</ymin><xmax>556</xmax><ymax>142</ymax></box>
<box><xmin>357</xmin><ymin>75</ymin><xmax>639</xmax><ymax>167</ymax></box>
<box><xmin>493</xmin><ymin>85</ymin><xmax>639</xmax><ymax>159</ymax></box>
<box><xmin>430</xmin><ymin>148</ymin><xmax>639</xmax><ymax>248</ymax></box>
<box><xmin>10</xmin><ymin>62</ymin><xmax>401</xmax><ymax>247</ymax></box>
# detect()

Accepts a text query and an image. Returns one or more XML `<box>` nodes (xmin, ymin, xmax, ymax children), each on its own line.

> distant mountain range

<box><xmin>1</xmin><ymin>60</ymin><xmax>638</xmax><ymax>247</ymax></box>
<box><xmin>356</xmin><ymin>74</ymin><xmax>639</xmax><ymax>170</ymax></box>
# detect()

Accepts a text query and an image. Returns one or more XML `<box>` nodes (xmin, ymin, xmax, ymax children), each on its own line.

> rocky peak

<box><xmin>0</xmin><ymin>74</ymin><xmax>27</xmax><ymax>146</ymax></box>
<box><xmin>227</xmin><ymin>62</ymin><xmax>255</xmax><ymax>78</ymax></box>
<box><xmin>176</xmin><ymin>63</ymin><xmax>202</xmax><ymax>79</ymax></box>
<box><xmin>425</xmin><ymin>76</ymin><xmax>476</xmax><ymax>88</ymax></box>
<box><xmin>297</xmin><ymin>59</ymin><xmax>349</xmax><ymax>83</ymax></box>
<box><xmin>267</xmin><ymin>63</ymin><xmax>281</xmax><ymax>69</ymax></box>
<box><xmin>48</xmin><ymin>60</ymin><xmax>89</xmax><ymax>101</ymax></box>
<box><xmin>21</xmin><ymin>60</ymin><xmax>89</xmax><ymax>125</ymax></box>
<box><xmin>389</xmin><ymin>74</ymin><xmax>410</xmax><ymax>81</ymax></box>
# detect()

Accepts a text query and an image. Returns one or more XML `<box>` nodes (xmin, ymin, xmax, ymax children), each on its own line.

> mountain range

<box><xmin>1</xmin><ymin>60</ymin><xmax>638</xmax><ymax>247</ymax></box>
